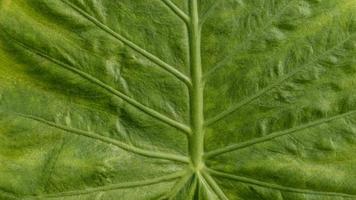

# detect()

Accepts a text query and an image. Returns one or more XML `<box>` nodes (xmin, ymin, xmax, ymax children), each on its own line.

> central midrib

<box><xmin>188</xmin><ymin>0</ymin><xmax>204</xmax><ymax>171</ymax></box>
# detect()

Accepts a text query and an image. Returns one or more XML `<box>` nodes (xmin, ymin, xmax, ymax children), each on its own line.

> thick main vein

<box><xmin>185</xmin><ymin>1</ymin><xmax>228</xmax><ymax>199</ymax></box>
<box><xmin>187</xmin><ymin>0</ymin><xmax>205</xmax><ymax>169</ymax></box>
<box><xmin>8</xmin><ymin>35</ymin><xmax>191</xmax><ymax>134</ymax></box>
<box><xmin>207</xmin><ymin>168</ymin><xmax>356</xmax><ymax>198</ymax></box>
<box><xmin>16</xmin><ymin>113</ymin><xmax>189</xmax><ymax>163</ymax></box>
<box><xmin>24</xmin><ymin>170</ymin><xmax>187</xmax><ymax>199</ymax></box>
<box><xmin>61</xmin><ymin>0</ymin><xmax>192</xmax><ymax>87</ymax></box>
<box><xmin>205</xmin><ymin>110</ymin><xmax>356</xmax><ymax>159</ymax></box>
<box><xmin>205</xmin><ymin>33</ymin><xmax>355</xmax><ymax>126</ymax></box>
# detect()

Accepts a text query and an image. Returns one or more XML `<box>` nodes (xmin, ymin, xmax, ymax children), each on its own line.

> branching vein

<box><xmin>200</xmin><ymin>170</ymin><xmax>229</xmax><ymax>200</ymax></box>
<box><xmin>2</xmin><ymin>0</ymin><xmax>355</xmax><ymax>199</ymax></box>
<box><xmin>161</xmin><ymin>0</ymin><xmax>190</xmax><ymax>24</ymax></box>
<box><xmin>205</xmin><ymin>33</ymin><xmax>354</xmax><ymax>126</ymax></box>
<box><xmin>24</xmin><ymin>170</ymin><xmax>187</xmax><ymax>199</ymax></box>
<box><xmin>17</xmin><ymin>113</ymin><xmax>189</xmax><ymax>163</ymax></box>
<box><xmin>205</xmin><ymin>110</ymin><xmax>356</xmax><ymax>158</ymax></box>
<box><xmin>207</xmin><ymin>168</ymin><xmax>356</xmax><ymax>198</ymax></box>
<box><xmin>8</xmin><ymin>35</ymin><xmax>191</xmax><ymax>134</ymax></box>
<box><xmin>161</xmin><ymin>171</ymin><xmax>193</xmax><ymax>199</ymax></box>
<box><xmin>61</xmin><ymin>0</ymin><xmax>192</xmax><ymax>87</ymax></box>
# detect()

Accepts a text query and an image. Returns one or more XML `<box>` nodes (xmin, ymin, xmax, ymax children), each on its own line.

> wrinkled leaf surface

<box><xmin>0</xmin><ymin>0</ymin><xmax>356</xmax><ymax>199</ymax></box>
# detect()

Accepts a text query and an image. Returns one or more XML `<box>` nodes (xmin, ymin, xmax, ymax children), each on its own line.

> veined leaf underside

<box><xmin>0</xmin><ymin>0</ymin><xmax>355</xmax><ymax>199</ymax></box>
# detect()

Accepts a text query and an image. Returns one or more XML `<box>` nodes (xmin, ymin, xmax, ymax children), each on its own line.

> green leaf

<box><xmin>0</xmin><ymin>0</ymin><xmax>355</xmax><ymax>199</ymax></box>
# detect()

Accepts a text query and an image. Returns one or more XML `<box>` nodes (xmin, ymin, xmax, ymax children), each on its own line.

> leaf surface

<box><xmin>0</xmin><ymin>0</ymin><xmax>355</xmax><ymax>199</ymax></box>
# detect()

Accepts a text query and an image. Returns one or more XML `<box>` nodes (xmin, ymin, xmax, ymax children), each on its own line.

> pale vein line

<box><xmin>207</xmin><ymin>168</ymin><xmax>356</xmax><ymax>198</ymax></box>
<box><xmin>16</xmin><ymin>113</ymin><xmax>189</xmax><ymax>163</ymax></box>
<box><xmin>203</xmin><ymin>0</ymin><xmax>297</xmax><ymax>78</ymax></box>
<box><xmin>9</xmin><ymin>36</ymin><xmax>191</xmax><ymax>134</ymax></box>
<box><xmin>205</xmin><ymin>33</ymin><xmax>354</xmax><ymax>126</ymax></box>
<box><xmin>190</xmin><ymin>174</ymin><xmax>199</xmax><ymax>198</ymax></box>
<box><xmin>161</xmin><ymin>0</ymin><xmax>190</xmax><ymax>24</ymax></box>
<box><xmin>42</xmin><ymin>138</ymin><xmax>66</xmax><ymax>192</ymax></box>
<box><xmin>24</xmin><ymin>170</ymin><xmax>187</xmax><ymax>199</ymax></box>
<box><xmin>199</xmin><ymin>171</ymin><xmax>229</xmax><ymax>200</ymax></box>
<box><xmin>61</xmin><ymin>0</ymin><xmax>192</xmax><ymax>87</ymax></box>
<box><xmin>205</xmin><ymin>110</ymin><xmax>356</xmax><ymax>159</ymax></box>
<box><xmin>161</xmin><ymin>171</ymin><xmax>193</xmax><ymax>199</ymax></box>
<box><xmin>199</xmin><ymin>1</ymin><xmax>220</xmax><ymax>26</ymax></box>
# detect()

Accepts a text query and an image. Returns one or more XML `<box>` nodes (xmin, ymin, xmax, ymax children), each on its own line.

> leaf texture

<box><xmin>0</xmin><ymin>0</ymin><xmax>355</xmax><ymax>199</ymax></box>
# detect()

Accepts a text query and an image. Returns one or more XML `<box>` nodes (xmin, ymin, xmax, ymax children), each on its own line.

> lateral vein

<box><xmin>161</xmin><ymin>171</ymin><xmax>193</xmax><ymax>199</ymax></box>
<box><xmin>161</xmin><ymin>0</ymin><xmax>190</xmax><ymax>24</ymax></box>
<box><xmin>207</xmin><ymin>168</ymin><xmax>356</xmax><ymax>198</ymax></box>
<box><xmin>205</xmin><ymin>33</ymin><xmax>355</xmax><ymax>126</ymax></box>
<box><xmin>24</xmin><ymin>170</ymin><xmax>187</xmax><ymax>199</ymax></box>
<box><xmin>199</xmin><ymin>170</ymin><xmax>229</xmax><ymax>200</ymax></box>
<box><xmin>17</xmin><ymin>113</ymin><xmax>189</xmax><ymax>163</ymax></box>
<box><xmin>8</xmin><ymin>36</ymin><xmax>191</xmax><ymax>134</ymax></box>
<box><xmin>61</xmin><ymin>0</ymin><xmax>192</xmax><ymax>87</ymax></box>
<box><xmin>205</xmin><ymin>109</ymin><xmax>356</xmax><ymax>158</ymax></box>
<box><xmin>203</xmin><ymin>0</ymin><xmax>297</xmax><ymax>78</ymax></box>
